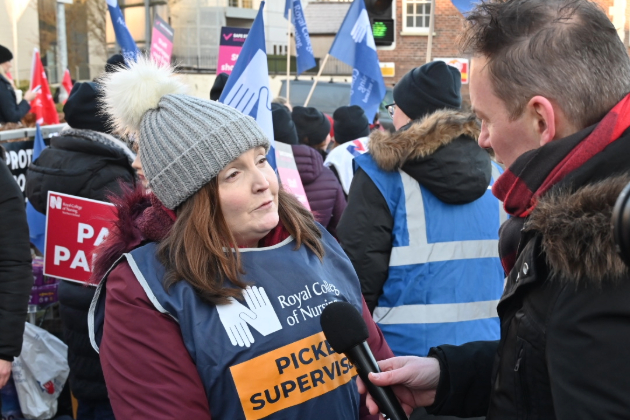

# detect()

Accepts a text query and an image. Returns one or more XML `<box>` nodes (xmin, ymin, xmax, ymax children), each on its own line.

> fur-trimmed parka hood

<box><xmin>59</xmin><ymin>127</ymin><xmax>135</xmax><ymax>164</ymax></box>
<box><xmin>369</xmin><ymin>109</ymin><xmax>491</xmax><ymax>204</ymax></box>
<box><xmin>525</xmin><ymin>174</ymin><xmax>630</xmax><ymax>284</ymax></box>
<box><xmin>25</xmin><ymin>128</ymin><xmax>137</xmax><ymax>214</ymax></box>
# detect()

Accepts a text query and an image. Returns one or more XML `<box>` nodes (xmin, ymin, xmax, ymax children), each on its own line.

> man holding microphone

<box><xmin>359</xmin><ymin>0</ymin><xmax>630</xmax><ymax>418</ymax></box>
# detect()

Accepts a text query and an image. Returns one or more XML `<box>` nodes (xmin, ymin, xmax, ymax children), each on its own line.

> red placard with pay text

<box><xmin>44</xmin><ymin>192</ymin><xmax>116</xmax><ymax>285</ymax></box>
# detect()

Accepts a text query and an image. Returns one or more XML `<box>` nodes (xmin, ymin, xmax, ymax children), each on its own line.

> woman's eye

<box><xmin>226</xmin><ymin>171</ymin><xmax>239</xmax><ymax>180</ymax></box>
<box><xmin>257</xmin><ymin>157</ymin><xmax>267</xmax><ymax>165</ymax></box>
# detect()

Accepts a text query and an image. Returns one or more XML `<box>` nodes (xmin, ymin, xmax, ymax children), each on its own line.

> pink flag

<box><xmin>30</xmin><ymin>49</ymin><xmax>59</xmax><ymax>125</ymax></box>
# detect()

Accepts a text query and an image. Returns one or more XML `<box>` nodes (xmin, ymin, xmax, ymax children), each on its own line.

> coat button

<box><xmin>522</xmin><ymin>263</ymin><xmax>529</xmax><ymax>275</ymax></box>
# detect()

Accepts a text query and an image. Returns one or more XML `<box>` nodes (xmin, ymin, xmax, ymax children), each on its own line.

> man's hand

<box><xmin>0</xmin><ymin>359</ymin><xmax>12</xmax><ymax>389</ymax></box>
<box><xmin>356</xmin><ymin>356</ymin><xmax>441</xmax><ymax>419</ymax></box>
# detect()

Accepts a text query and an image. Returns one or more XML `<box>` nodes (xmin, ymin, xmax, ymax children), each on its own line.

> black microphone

<box><xmin>320</xmin><ymin>301</ymin><xmax>407</xmax><ymax>420</ymax></box>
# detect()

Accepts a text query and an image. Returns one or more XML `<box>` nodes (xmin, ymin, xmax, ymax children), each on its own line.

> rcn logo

<box><xmin>217</xmin><ymin>286</ymin><xmax>282</xmax><ymax>348</ymax></box>
<box><xmin>50</xmin><ymin>195</ymin><xmax>62</xmax><ymax>210</ymax></box>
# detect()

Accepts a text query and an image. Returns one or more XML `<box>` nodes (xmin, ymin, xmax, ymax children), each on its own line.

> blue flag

<box><xmin>106</xmin><ymin>0</ymin><xmax>139</xmax><ymax>62</ymax></box>
<box><xmin>284</xmin><ymin>0</ymin><xmax>316</xmax><ymax>75</ymax></box>
<box><xmin>219</xmin><ymin>2</ymin><xmax>276</xmax><ymax>169</ymax></box>
<box><xmin>329</xmin><ymin>0</ymin><xmax>386</xmax><ymax>120</ymax></box>
<box><xmin>450</xmin><ymin>0</ymin><xmax>476</xmax><ymax>14</ymax></box>
<box><xmin>26</xmin><ymin>124</ymin><xmax>47</xmax><ymax>254</ymax></box>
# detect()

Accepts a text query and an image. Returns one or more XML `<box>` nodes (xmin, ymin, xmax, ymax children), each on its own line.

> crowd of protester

<box><xmin>2</xmin><ymin>0</ymin><xmax>630</xmax><ymax>419</ymax></box>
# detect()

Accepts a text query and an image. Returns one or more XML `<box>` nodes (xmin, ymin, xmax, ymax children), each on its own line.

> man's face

<box><xmin>470</xmin><ymin>57</ymin><xmax>541</xmax><ymax>167</ymax></box>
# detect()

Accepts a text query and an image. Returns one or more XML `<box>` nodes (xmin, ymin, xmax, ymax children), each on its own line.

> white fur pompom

<box><xmin>99</xmin><ymin>56</ymin><xmax>188</xmax><ymax>134</ymax></box>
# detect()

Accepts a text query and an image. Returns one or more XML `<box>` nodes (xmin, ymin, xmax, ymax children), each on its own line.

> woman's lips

<box><xmin>254</xmin><ymin>200</ymin><xmax>273</xmax><ymax>211</ymax></box>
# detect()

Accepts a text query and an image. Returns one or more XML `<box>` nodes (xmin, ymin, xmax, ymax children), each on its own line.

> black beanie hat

<box><xmin>63</xmin><ymin>82</ymin><xmax>111</xmax><ymax>133</ymax></box>
<box><xmin>272</xmin><ymin>103</ymin><xmax>299</xmax><ymax>145</ymax></box>
<box><xmin>292</xmin><ymin>106</ymin><xmax>331</xmax><ymax>146</ymax></box>
<box><xmin>210</xmin><ymin>73</ymin><xmax>229</xmax><ymax>101</ymax></box>
<box><xmin>333</xmin><ymin>105</ymin><xmax>370</xmax><ymax>144</ymax></box>
<box><xmin>105</xmin><ymin>54</ymin><xmax>126</xmax><ymax>73</ymax></box>
<box><xmin>0</xmin><ymin>45</ymin><xmax>13</xmax><ymax>64</ymax></box>
<box><xmin>393</xmin><ymin>61</ymin><xmax>462</xmax><ymax>121</ymax></box>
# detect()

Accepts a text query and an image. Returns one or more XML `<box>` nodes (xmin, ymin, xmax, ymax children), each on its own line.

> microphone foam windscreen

<box><xmin>320</xmin><ymin>301</ymin><xmax>369</xmax><ymax>353</ymax></box>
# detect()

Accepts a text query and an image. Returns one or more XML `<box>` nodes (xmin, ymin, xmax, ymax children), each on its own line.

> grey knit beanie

<box><xmin>99</xmin><ymin>57</ymin><xmax>270</xmax><ymax>209</ymax></box>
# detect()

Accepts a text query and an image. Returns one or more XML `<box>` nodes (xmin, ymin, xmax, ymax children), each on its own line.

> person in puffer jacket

<box><xmin>0</xmin><ymin>147</ymin><xmax>33</xmax><ymax>405</ymax></box>
<box><xmin>272</xmin><ymin>103</ymin><xmax>347</xmax><ymax>237</ymax></box>
<box><xmin>25</xmin><ymin>81</ymin><xmax>135</xmax><ymax>420</ymax></box>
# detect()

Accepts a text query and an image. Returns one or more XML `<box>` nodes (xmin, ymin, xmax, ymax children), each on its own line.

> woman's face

<box><xmin>218</xmin><ymin>147</ymin><xmax>279</xmax><ymax>248</ymax></box>
<box><xmin>0</xmin><ymin>60</ymin><xmax>12</xmax><ymax>73</ymax></box>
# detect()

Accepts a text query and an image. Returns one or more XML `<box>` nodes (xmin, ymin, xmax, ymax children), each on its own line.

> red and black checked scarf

<box><xmin>494</xmin><ymin>93</ymin><xmax>630</xmax><ymax>217</ymax></box>
<box><xmin>493</xmin><ymin>93</ymin><xmax>630</xmax><ymax>272</ymax></box>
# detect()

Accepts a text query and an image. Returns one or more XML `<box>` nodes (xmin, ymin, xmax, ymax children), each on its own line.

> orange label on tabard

<box><xmin>230</xmin><ymin>332</ymin><xmax>357</xmax><ymax>420</ymax></box>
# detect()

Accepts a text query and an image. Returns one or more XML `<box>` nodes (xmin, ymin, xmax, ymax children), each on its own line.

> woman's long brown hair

<box><xmin>157</xmin><ymin>178</ymin><xmax>324</xmax><ymax>304</ymax></box>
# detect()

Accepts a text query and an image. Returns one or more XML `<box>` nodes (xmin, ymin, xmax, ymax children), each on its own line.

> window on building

<box><xmin>403</xmin><ymin>0</ymin><xmax>431</xmax><ymax>33</ymax></box>
<box><xmin>228</xmin><ymin>0</ymin><xmax>252</xmax><ymax>8</ymax></box>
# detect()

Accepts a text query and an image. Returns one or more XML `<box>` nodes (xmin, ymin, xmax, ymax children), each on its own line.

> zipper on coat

<box><xmin>514</xmin><ymin>348</ymin><xmax>523</xmax><ymax>372</ymax></box>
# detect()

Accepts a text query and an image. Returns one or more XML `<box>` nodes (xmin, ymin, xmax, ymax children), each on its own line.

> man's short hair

<box><xmin>462</xmin><ymin>0</ymin><xmax>630</xmax><ymax>129</ymax></box>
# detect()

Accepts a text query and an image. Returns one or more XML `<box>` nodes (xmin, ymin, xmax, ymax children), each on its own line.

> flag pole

<box><xmin>286</xmin><ymin>8</ymin><xmax>292</xmax><ymax>102</ymax></box>
<box><xmin>425</xmin><ymin>0</ymin><xmax>435</xmax><ymax>63</ymax></box>
<box><xmin>304</xmin><ymin>53</ymin><xmax>329</xmax><ymax>106</ymax></box>
<box><xmin>12</xmin><ymin>19</ymin><xmax>19</xmax><ymax>87</ymax></box>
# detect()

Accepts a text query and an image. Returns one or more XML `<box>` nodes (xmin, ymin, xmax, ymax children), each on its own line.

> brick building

<box><xmin>375</xmin><ymin>0</ymin><xmax>630</xmax><ymax>103</ymax></box>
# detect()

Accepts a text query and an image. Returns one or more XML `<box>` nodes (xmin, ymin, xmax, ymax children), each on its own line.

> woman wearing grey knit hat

<box><xmin>88</xmin><ymin>58</ymin><xmax>393</xmax><ymax>420</ymax></box>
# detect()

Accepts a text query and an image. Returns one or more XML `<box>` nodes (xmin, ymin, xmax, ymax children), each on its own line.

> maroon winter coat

<box><xmin>291</xmin><ymin>144</ymin><xmax>347</xmax><ymax>237</ymax></box>
<box><xmin>91</xmin><ymin>187</ymin><xmax>392</xmax><ymax>420</ymax></box>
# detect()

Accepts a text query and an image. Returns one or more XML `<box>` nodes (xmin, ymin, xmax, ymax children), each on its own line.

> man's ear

<box><xmin>527</xmin><ymin>96</ymin><xmax>556</xmax><ymax>146</ymax></box>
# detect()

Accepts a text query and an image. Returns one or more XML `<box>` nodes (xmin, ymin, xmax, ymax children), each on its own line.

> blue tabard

<box><xmin>354</xmin><ymin>153</ymin><xmax>506</xmax><ymax>357</ymax></box>
<box><xmin>89</xmin><ymin>227</ymin><xmax>363</xmax><ymax>420</ymax></box>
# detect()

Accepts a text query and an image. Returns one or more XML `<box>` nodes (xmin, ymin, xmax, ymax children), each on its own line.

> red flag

<box><xmin>30</xmin><ymin>49</ymin><xmax>59</xmax><ymax>125</ymax></box>
<box><xmin>60</xmin><ymin>69</ymin><xmax>73</xmax><ymax>104</ymax></box>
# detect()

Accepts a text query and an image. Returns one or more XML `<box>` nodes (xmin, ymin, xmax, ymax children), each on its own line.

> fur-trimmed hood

<box><xmin>25</xmin><ymin>128</ymin><xmax>137</xmax><ymax>214</ymax></box>
<box><xmin>59</xmin><ymin>127</ymin><xmax>135</xmax><ymax>164</ymax></box>
<box><xmin>369</xmin><ymin>109</ymin><xmax>491</xmax><ymax>204</ymax></box>
<box><xmin>526</xmin><ymin>174</ymin><xmax>630</xmax><ymax>284</ymax></box>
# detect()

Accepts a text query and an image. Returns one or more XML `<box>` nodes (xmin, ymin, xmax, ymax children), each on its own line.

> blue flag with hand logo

<box><xmin>219</xmin><ymin>2</ymin><xmax>276</xmax><ymax>169</ymax></box>
<box><xmin>106</xmin><ymin>0</ymin><xmax>139</xmax><ymax>62</ymax></box>
<box><xmin>328</xmin><ymin>0</ymin><xmax>386</xmax><ymax>120</ymax></box>
<box><xmin>284</xmin><ymin>0</ymin><xmax>316</xmax><ymax>75</ymax></box>
<box><xmin>26</xmin><ymin>124</ymin><xmax>47</xmax><ymax>254</ymax></box>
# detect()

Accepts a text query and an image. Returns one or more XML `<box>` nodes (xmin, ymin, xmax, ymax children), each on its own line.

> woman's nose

<box><xmin>252</xmin><ymin>168</ymin><xmax>270</xmax><ymax>192</ymax></box>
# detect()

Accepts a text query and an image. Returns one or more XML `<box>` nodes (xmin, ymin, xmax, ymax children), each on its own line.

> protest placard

<box><xmin>150</xmin><ymin>14</ymin><xmax>175</xmax><ymax>67</ymax></box>
<box><xmin>217</xmin><ymin>27</ymin><xmax>249</xmax><ymax>75</ymax></box>
<box><xmin>44</xmin><ymin>192</ymin><xmax>116</xmax><ymax>285</ymax></box>
<box><xmin>275</xmin><ymin>142</ymin><xmax>310</xmax><ymax>210</ymax></box>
